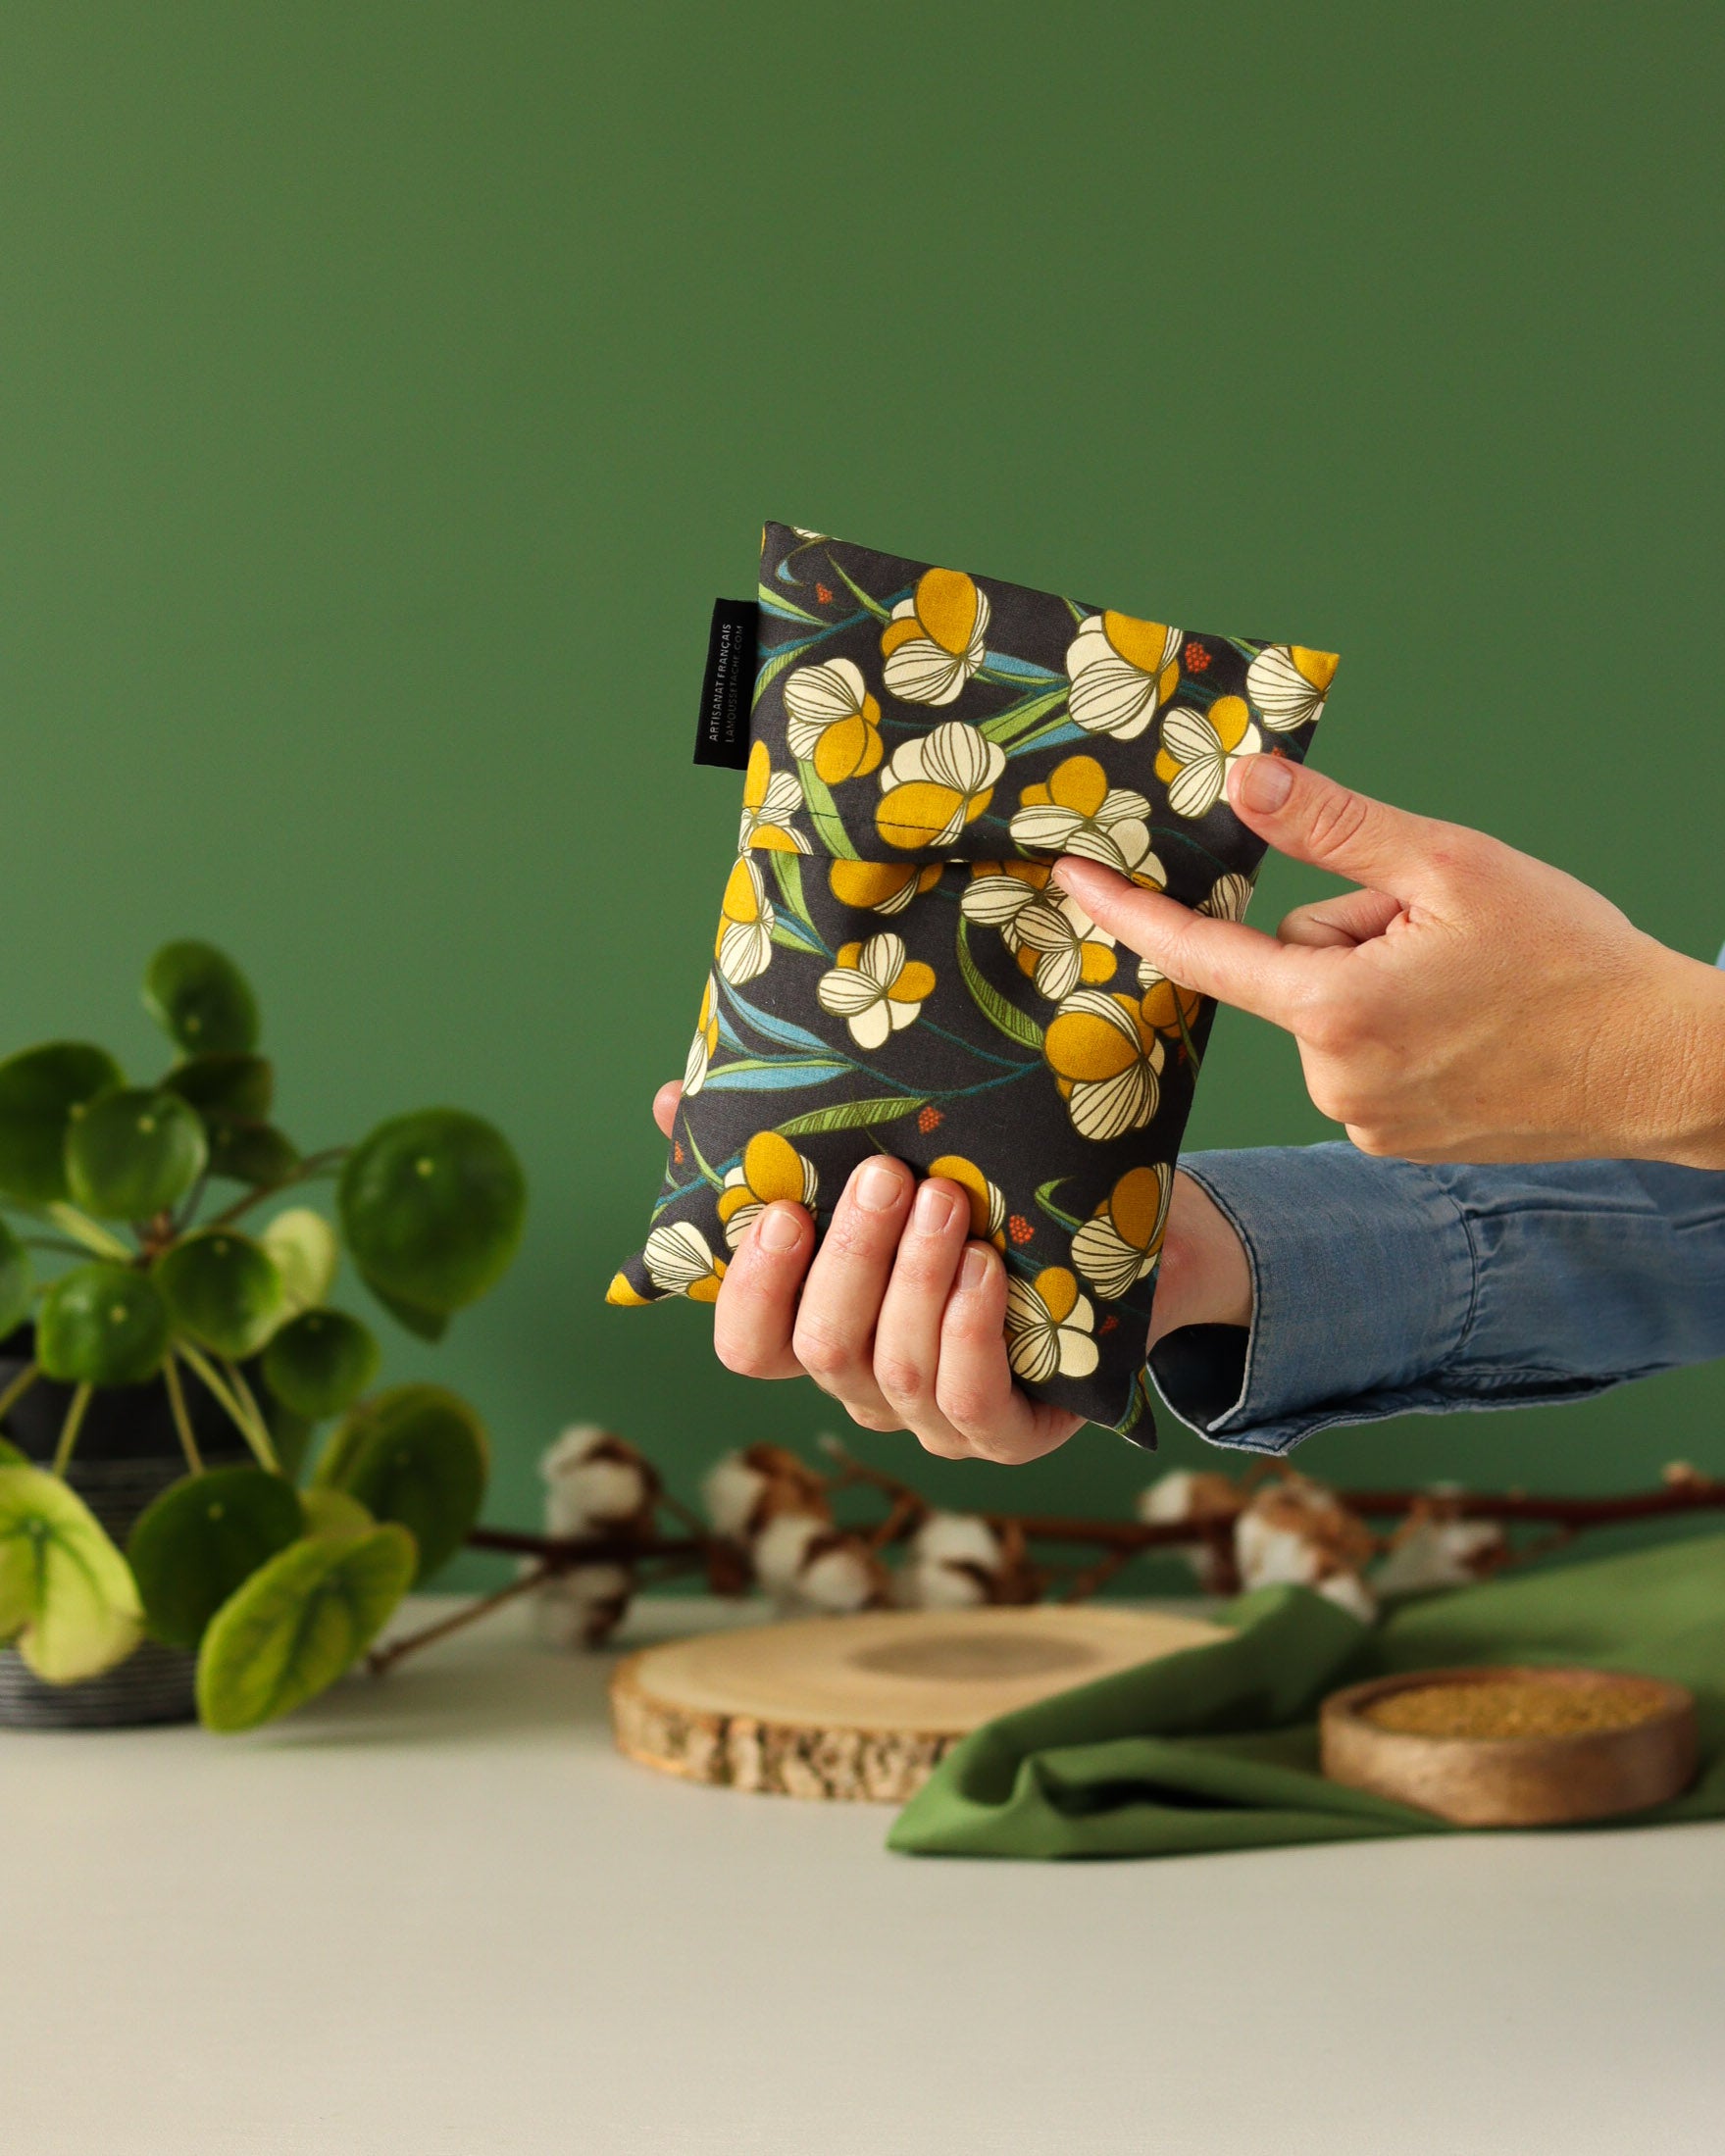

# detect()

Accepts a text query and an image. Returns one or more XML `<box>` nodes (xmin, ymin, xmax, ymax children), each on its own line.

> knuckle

<box><xmin>873</xmin><ymin>1352</ymin><xmax>932</xmax><ymax>1409</ymax></box>
<box><xmin>713</xmin><ymin>1333</ymin><xmax>775</xmax><ymax>1380</ymax></box>
<box><xmin>913</xmin><ymin>1427</ymin><xmax>969</xmax><ymax>1461</ymax></box>
<box><xmin>845</xmin><ymin>1403</ymin><xmax>902</xmax><ymax>1432</ymax></box>
<box><xmin>934</xmin><ymin>1379</ymin><xmax>996</xmax><ymax>1434</ymax></box>
<box><xmin>1302</xmin><ymin>785</ymin><xmax>1377</xmax><ymax>865</ymax></box>
<box><xmin>789</xmin><ymin>1319</ymin><xmax>856</xmax><ymax>1383</ymax></box>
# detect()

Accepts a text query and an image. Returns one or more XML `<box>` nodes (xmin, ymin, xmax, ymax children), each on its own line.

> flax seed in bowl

<box><xmin>1320</xmin><ymin>1665</ymin><xmax>1699</xmax><ymax>1827</ymax></box>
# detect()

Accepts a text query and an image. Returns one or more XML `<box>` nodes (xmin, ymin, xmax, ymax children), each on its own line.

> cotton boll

<box><xmin>796</xmin><ymin>1534</ymin><xmax>886</xmax><ymax>1614</ymax></box>
<box><xmin>1136</xmin><ymin>1470</ymin><xmax>1241</xmax><ymax>1527</ymax></box>
<box><xmin>1375</xmin><ymin>1514</ymin><xmax>1507</xmax><ymax>1598</ymax></box>
<box><xmin>541</xmin><ymin>1426</ymin><xmax>658</xmax><ymax>1534</ymax></box>
<box><xmin>751</xmin><ymin>1512</ymin><xmax>826</xmax><ymax>1599</ymax></box>
<box><xmin>1314</xmin><ymin>1570</ymin><xmax>1378</xmax><ymax>1625</ymax></box>
<box><xmin>897</xmin><ymin>1513</ymin><xmax>1001</xmax><ymax>1609</ymax></box>
<box><xmin>1234</xmin><ymin>1509</ymin><xmax>1324</xmax><ymax>1590</ymax></box>
<box><xmin>533</xmin><ymin>1564</ymin><xmax>636</xmax><ymax>1649</ymax></box>
<box><xmin>1234</xmin><ymin>1474</ymin><xmax>1377</xmax><ymax>1614</ymax></box>
<box><xmin>702</xmin><ymin>1452</ymin><xmax>768</xmax><ymax>1540</ymax></box>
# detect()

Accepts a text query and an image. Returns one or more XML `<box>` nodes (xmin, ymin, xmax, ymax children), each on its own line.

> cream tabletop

<box><xmin>6</xmin><ymin>1593</ymin><xmax>1722</xmax><ymax>2155</ymax></box>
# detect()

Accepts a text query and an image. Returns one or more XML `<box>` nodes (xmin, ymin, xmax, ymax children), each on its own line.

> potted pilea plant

<box><xmin>0</xmin><ymin>940</ymin><xmax>526</xmax><ymax>1732</ymax></box>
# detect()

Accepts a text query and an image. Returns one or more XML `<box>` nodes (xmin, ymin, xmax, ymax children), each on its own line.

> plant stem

<box><xmin>52</xmin><ymin>1383</ymin><xmax>93</xmax><ymax>1476</ymax></box>
<box><xmin>19</xmin><ymin>1237</ymin><xmax>97</xmax><ymax>1259</ymax></box>
<box><xmin>221</xmin><ymin>1357</ymin><xmax>278</xmax><ymax>1472</ymax></box>
<box><xmin>42</xmin><ymin>1203</ymin><xmax>131</xmax><ymax>1262</ymax></box>
<box><xmin>175</xmin><ymin>1341</ymin><xmax>279</xmax><ymax>1474</ymax></box>
<box><xmin>0</xmin><ymin>1360</ymin><xmax>40</xmax><ymax>1428</ymax></box>
<box><xmin>203</xmin><ymin>1149</ymin><xmax>350</xmax><ymax>1232</ymax></box>
<box><xmin>366</xmin><ymin>1561</ymin><xmax>553</xmax><ymax>1679</ymax></box>
<box><xmin>162</xmin><ymin>1354</ymin><xmax>205</xmax><ymax>1475</ymax></box>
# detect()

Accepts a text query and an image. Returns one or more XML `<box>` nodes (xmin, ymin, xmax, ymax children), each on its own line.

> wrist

<box><xmin>1618</xmin><ymin>948</ymin><xmax>1725</xmax><ymax>1169</ymax></box>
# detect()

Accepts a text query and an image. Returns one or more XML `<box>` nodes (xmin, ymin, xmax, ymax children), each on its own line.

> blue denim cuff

<box><xmin>1152</xmin><ymin>1144</ymin><xmax>1479</xmax><ymax>1454</ymax></box>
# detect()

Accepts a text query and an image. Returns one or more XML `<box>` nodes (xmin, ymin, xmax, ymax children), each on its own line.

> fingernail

<box><xmin>757</xmin><ymin>1204</ymin><xmax>802</xmax><ymax>1253</ymax></box>
<box><xmin>959</xmin><ymin>1246</ymin><xmax>992</xmax><ymax>1293</ymax></box>
<box><xmin>854</xmin><ymin>1158</ymin><xmax>904</xmax><ymax>1213</ymax></box>
<box><xmin>1233</xmin><ymin>755</ymin><xmax>1293</xmax><ymax>814</ymax></box>
<box><xmin>915</xmin><ymin>1182</ymin><xmax>960</xmax><ymax>1233</ymax></box>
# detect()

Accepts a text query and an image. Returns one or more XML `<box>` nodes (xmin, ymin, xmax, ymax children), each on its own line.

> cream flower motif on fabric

<box><xmin>816</xmin><ymin>932</ymin><xmax>937</xmax><ymax>1050</ymax></box>
<box><xmin>714</xmin><ymin>854</ymin><xmax>776</xmax><ymax>985</ymax></box>
<box><xmin>879</xmin><ymin>568</ymin><xmax>990</xmax><ymax>706</ymax></box>
<box><xmin>736</xmin><ymin>740</ymin><xmax>811</xmax><ymax>854</ymax></box>
<box><xmin>875</xmin><ymin>721</ymin><xmax>1006</xmax><ymax>851</ymax></box>
<box><xmin>640</xmin><ymin>1221</ymin><xmax>727</xmax><ymax>1302</ymax></box>
<box><xmin>1008</xmin><ymin>889</ymin><xmax>1118</xmax><ymax>1002</ymax></box>
<box><xmin>1065</xmin><ymin>612</ymin><xmax>1184</xmax><ymax>740</ymax></box>
<box><xmin>1041</xmin><ymin>989</ymin><xmax>1165</xmax><ymax>1141</ymax></box>
<box><xmin>716</xmin><ymin>1131</ymin><xmax>820</xmax><ymax>1249</ymax></box>
<box><xmin>960</xmin><ymin>863</ymin><xmax>1115</xmax><ymax>1000</ymax></box>
<box><xmin>1202</xmin><ymin>871</ymin><xmax>1252</xmax><ymax>925</ymax></box>
<box><xmin>1004</xmin><ymin>1266</ymin><xmax>1099</xmax><ymax>1383</ymax></box>
<box><xmin>925</xmin><ymin>1154</ymin><xmax>1007</xmax><ymax>1251</ymax></box>
<box><xmin>783</xmin><ymin>659</ymin><xmax>885</xmax><ymax>785</ymax></box>
<box><xmin>683</xmin><ymin>974</ymin><xmax>720</xmax><ymax>1096</ymax></box>
<box><xmin>1154</xmin><ymin>695</ymin><xmax>1263</xmax><ymax>821</ymax></box>
<box><xmin>829</xmin><ymin>859</ymin><xmax>944</xmax><ymax>918</ymax></box>
<box><xmin>1007</xmin><ymin>754</ymin><xmax>1165</xmax><ymax>884</ymax></box>
<box><xmin>1071</xmin><ymin>1163</ymin><xmax>1173</xmax><ymax>1300</ymax></box>
<box><xmin>1245</xmin><ymin>644</ymin><xmax>1338</xmax><ymax>733</ymax></box>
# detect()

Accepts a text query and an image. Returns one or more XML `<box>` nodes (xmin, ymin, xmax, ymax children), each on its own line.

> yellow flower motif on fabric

<box><xmin>714</xmin><ymin>854</ymin><xmax>776</xmax><ymax>985</ymax></box>
<box><xmin>1008</xmin><ymin>754</ymin><xmax>1165</xmax><ymax>884</ymax></box>
<box><xmin>683</xmin><ymin>974</ymin><xmax>720</xmax><ymax>1096</ymax></box>
<box><xmin>926</xmin><ymin>1154</ymin><xmax>1007</xmax><ymax>1251</ymax></box>
<box><xmin>716</xmin><ymin>1131</ymin><xmax>820</xmax><ymax>1249</ymax></box>
<box><xmin>736</xmin><ymin>740</ymin><xmax>811</xmax><ymax>854</ymax></box>
<box><xmin>1042</xmin><ymin>989</ymin><xmax>1165</xmax><ymax>1141</ymax></box>
<box><xmin>1246</xmin><ymin>644</ymin><xmax>1338</xmax><ymax>733</ymax></box>
<box><xmin>876</xmin><ymin>721</ymin><xmax>1006</xmax><ymax>851</ymax></box>
<box><xmin>1065</xmin><ymin>613</ymin><xmax>1184</xmax><ymax>739</ymax></box>
<box><xmin>641</xmin><ymin>1222</ymin><xmax>727</xmax><ymax>1302</ymax></box>
<box><xmin>962</xmin><ymin>862</ymin><xmax>1114</xmax><ymax>1001</ymax></box>
<box><xmin>816</xmin><ymin>931</ymin><xmax>937</xmax><ymax>1050</ymax></box>
<box><xmin>1138</xmin><ymin>972</ymin><xmax>1203</xmax><ymax>1040</ymax></box>
<box><xmin>1004</xmin><ymin>1266</ymin><xmax>1099</xmax><ymax>1383</ymax></box>
<box><xmin>604</xmin><ymin>1271</ymin><xmax>650</xmax><ymax>1306</ymax></box>
<box><xmin>783</xmin><ymin>658</ymin><xmax>885</xmax><ymax>784</ymax></box>
<box><xmin>880</xmin><ymin>568</ymin><xmax>990</xmax><ymax>706</ymax></box>
<box><xmin>828</xmin><ymin>860</ymin><xmax>943</xmax><ymax>917</ymax></box>
<box><xmin>1070</xmin><ymin>1164</ymin><xmax>1174</xmax><ymax>1301</ymax></box>
<box><xmin>1154</xmin><ymin>696</ymin><xmax>1263</xmax><ymax>821</ymax></box>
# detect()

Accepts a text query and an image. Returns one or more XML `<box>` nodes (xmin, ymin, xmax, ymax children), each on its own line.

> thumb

<box><xmin>1228</xmin><ymin>756</ymin><xmax>1445</xmax><ymax>899</ymax></box>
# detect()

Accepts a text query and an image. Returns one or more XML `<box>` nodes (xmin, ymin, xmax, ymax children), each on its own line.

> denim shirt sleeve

<box><xmin>1148</xmin><ymin>1145</ymin><xmax>1725</xmax><ymax>1455</ymax></box>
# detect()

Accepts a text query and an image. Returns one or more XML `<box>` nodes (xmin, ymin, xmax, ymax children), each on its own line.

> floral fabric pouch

<box><xmin>608</xmin><ymin>524</ymin><xmax>1337</xmax><ymax>1439</ymax></box>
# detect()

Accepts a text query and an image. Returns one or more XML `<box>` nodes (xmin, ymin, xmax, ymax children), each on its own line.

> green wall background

<box><xmin>4</xmin><ymin>5</ymin><xmax>1721</xmax><ymax>1584</ymax></box>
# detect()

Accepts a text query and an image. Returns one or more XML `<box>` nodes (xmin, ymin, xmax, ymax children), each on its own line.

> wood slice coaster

<box><xmin>1320</xmin><ymin>1665</ymin><xmax>1699</xmax><ymax>1827</ymax></box>
<box><xmin>610</xmin><ymin>1604</ymin><xmax>1230</xmax><ymax>1803</ymax></box>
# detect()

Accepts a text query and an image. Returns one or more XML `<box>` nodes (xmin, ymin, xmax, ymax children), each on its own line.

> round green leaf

<box><xmin>154</xmin><ymin>1228</ymin><xmax>286</xmax><ymax>1360</ymax></box>
<box><xmin>0</xmin><ymin>1219</ymin><xmax>32</xmax><ymax>1341</ymax></box>
<box><xmin>266</xmin><ymin>1402</ymin><xmax>315</xmax><ymax>1484</ymax></box>
<box><xmin>0</xmin><ymin>1042</ymin><xmax>124</xmax><ymax>1204</ymax></box>
<box><xmin>0</xmin><ymin>1436</ymin><xmax>27</xmax><ymax>1467</ymax></box>
<box><xmin>262</xmin><ymin>1207</ymin><xmax>338</xmax><ymax>1316</ymax></box>
<box><xmin>317</xmin><ymin>1382</ymin><xmax>487</xmax><ymax>1583</ymax></box>
<box><xmin>66</xmin><ymin>1086</ymin><xmax>207</xmax><ymax>1220</ymax></box>
<box><xmin>37</xmin><ymin>1263</ymin><xmax>172</xmax><ymax>1386</ymax></box>
<box><xmin>143</xmin><ymin>940</ymin><xmax>260</xmax><ymax>1056</ymax></box>
<box><xmin>195</xmin><ymin>1523</ymin><xmax>415</xmax><ymax>1731</ymax></box>
<box><xmin>207</xmin><ymin>1120</ymin><xmax>299</xmax><ymax>1188</ymax></box>
<box><xmin>0</xmin><ymin>1462</ymin><xmax>143</xmax><ymax>1681</ymax></box>
<box><xmin>300</xmin><ymin>1485</ymin><xmax>373</xmax><ymax>1537</ymax></box>
<box><xmin>162</xmin><ymin>1053</ymin><xmax>275</xmax><ymax>1121</ymax></box>
<box><xmin>262</xmin><ymin>1308</ymin><xmax>380</xmax><ymax>1420</ymax></box>
<box><xmin>339</xmin><ymin>1110</ymin><xmax>525</xmax><ymax>1316</ymax></box>
<box><xmin>362</xmin><ymin>1276</ymin><xmax>449</xmax><ymax>1341</ymax></box>
<box><xmin>126</xmin><ymin>1465</ymin><xmax>303</xmax><ymax>1649</ymax></box>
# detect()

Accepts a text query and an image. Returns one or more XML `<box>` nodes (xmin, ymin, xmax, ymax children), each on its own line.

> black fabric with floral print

<box><xmin>609</xmin><ymin>525</ymin><xmax>1337</xmax><ymax>1438</ymax></box>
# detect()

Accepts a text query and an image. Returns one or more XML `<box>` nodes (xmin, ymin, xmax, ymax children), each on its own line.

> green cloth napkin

<box><xmin>888</xmin><ymin>1532</ymin><xmax>1725</xmax><ymax>1859</ymax></box>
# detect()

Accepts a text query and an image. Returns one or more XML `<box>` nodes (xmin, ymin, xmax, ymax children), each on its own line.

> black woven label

<box><xmin>693</xmin><ymin>598</ymin><xmax>757</xmax><ymax>769</ymax></box>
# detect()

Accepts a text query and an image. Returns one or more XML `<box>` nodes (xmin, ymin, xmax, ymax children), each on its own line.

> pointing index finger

<box><xmin>1052</xmin><ymin>857</ymin><xmax>1318</xmax><ymax>1030</ymax></box>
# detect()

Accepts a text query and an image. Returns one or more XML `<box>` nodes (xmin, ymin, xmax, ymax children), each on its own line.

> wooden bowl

<box><xmin>1320</xmin><ymin>1664</ymin><xmax>1698</xmax><ymax>1827</ymax></box>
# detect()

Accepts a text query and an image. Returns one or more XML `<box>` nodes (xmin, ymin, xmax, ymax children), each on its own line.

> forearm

<box><xmin>1151</xmin><ymin>1145</ymin><xmax>1725</xmax><ymax>1454</ymax></box>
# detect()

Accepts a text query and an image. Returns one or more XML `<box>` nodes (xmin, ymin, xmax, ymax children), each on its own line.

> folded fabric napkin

<box><xmin>888</xmin><ymin>1534</ymin><xmax>1725</xmax><ymax>1857</ymax></box>
<box><xmin>608</xmin><ymin>524</ymin><xmax>1338</xmax><ymax>1434</ymax></box>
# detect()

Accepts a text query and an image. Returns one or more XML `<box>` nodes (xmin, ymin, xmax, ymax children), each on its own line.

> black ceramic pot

<box><xmin>0</xmin><ymin>1324</ymin><xmax>254</xmax><ymax>1730</ymax></box>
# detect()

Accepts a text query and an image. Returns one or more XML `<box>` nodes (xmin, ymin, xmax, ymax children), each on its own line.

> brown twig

<box><xmin>367</xmin><ymin>1560</ymin><xmax>553</xmax><ymax>1678</ymax></box>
